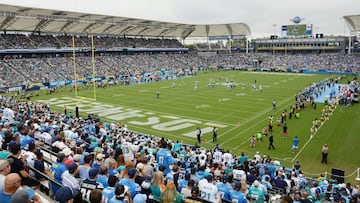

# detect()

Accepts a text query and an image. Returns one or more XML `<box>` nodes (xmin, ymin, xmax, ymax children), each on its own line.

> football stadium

<box><xmin>0</xmin><ymin>1</ymin><xmax>359</xmax><ymax>203</ymax></box>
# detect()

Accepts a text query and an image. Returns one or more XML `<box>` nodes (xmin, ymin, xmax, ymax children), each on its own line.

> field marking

<box><xmin>195</xmin><ymin>104</ymin><xmax>210</xmax><ymax>109</ymax></box>
<box><xmin>52</xmin><ymin>95</ymin><xmax>238</xmax><ymax>128</ymax></box>
<box><xmin>113</xmin><ymin>94</ymin><xmax>126</xmax><ymax>97</ymax></box>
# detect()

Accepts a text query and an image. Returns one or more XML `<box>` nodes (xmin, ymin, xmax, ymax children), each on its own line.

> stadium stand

<box><xmin>0</xmin><ymin>93</ymin><xmax>359</xmax><ymax>203</ymax></box>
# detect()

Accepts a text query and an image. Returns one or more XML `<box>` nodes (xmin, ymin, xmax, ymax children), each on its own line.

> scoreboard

<box><xmin>281</xmin><ymin>24</ymin><xmax>312</xmax><ymax>36</ymax></box>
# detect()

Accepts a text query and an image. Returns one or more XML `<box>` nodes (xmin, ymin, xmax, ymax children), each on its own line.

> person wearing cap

<box><xmin>62</xmin><ymin>162</ymin><xmax>80</xmax><ymax>194</ymax></box>
<box><xmin>55</xmin><ymin>186</ymin><xmax>77</xmax><ymax>203</ymax></box>
<box><xmin>184</xmin><ymin>186</ymin><xmax>204</xmax><ymax>203</ymax></box>
<box><xmin>216</xmin><ymin>176</ymin><xmax>232</xmax><ymax>201</ymax></box>
<box><xmin>229</xmin><ymin>182</ymin><xmax>247</xmax><ymax>203</ymax></box>
<box><xmin>0</xmin><ymin>159</ymin><xmax>11</xmax><ymax>189</ymax></box>
<box><xmin>50</xmin><ymin>152</ymin><xmax>67</xmax><ymax>193</ymax></box>
<box><xmin>199</xmin><ymin>174</ymin><xmax>219</xmax><ymax>203</ymax></box>
<box><xmin>62</xmin><ymin>148</ymin><xmax>74</xmax><ymax>163</ymax></box>
<box><xmin>118</xmin><ymin>168</ymin><xmax>140</xmax><ymax>199</ymax></box>
<box><xmin>0</xmin><ymin>173</ymin><xmax>41</xmax><ymax>203</ymax></box>
<box><xmin>109</xmin><ymin>185</ymin><xmax>131</xmax><ymax>203</ymax></box>
<box><xmin>102</xmin><ymin>175</ymin><xmax>119</xmax><ymax>203</ymax></box>
<box><xmin>249</xmin><ymin>180</ymin><xmax>266</xmax><ymax>203</ymax></box>
<box><xmin>80</xmin><ymin>167</ymin><xmax>104</xmax><ymax>202</ymax></box>
<box><xmin>8</xmin><ymin>142</ymin><xmax>40</xmax><ymax>188</ymax></box>
<box><xmin>133</xmin><ymin>193</ymin><xmax>147</xmax><ymax>203</ymax></box>
<box><xmin>93</xmin><ymin>153</ymin><xmax>105</xmax><ymax>169</ymax></box>
<box><xmin>321</xmin><ymin>144</ymin><xmax>328</xmax><ymax>164</ymax></box>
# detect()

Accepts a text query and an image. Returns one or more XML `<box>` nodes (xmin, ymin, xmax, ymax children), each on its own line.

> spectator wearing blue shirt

<box><xmin>229</xmin><ymin>182</ymin><xmax>247</xmax><ymax>203</ymax></box>
<box><xmin>156</xmin><ymin>142</ymin><xmax>175</xmax><ymax>176</ymax></box>
<box><xmin>50</xmin><ymin>152</ymin><xmax>67</xmax><ymax>193</ymax></box>
<box><xmin>118</xmin><ymin>168</ymin><xmax>141</xmax><ymax>199</ymax></box>
<box><xmin>216</xmin><ymin>176</ymin><xmax>232</xmax><ymax>201</ymax></box>
<box><xmin>102</xmin><ymin>175</ymin><xmax>118</xmax><ymax>203</ymax></box>
<box><xmin>97</xmin><ymin>165</ymin><xmax>109</xmax><ymax>188</ymax></box>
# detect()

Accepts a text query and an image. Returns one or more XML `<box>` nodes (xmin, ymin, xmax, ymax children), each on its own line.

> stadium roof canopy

<box><xmin>344</xmin><ymin>15</ymin><xmax>360</xmax><ymax>33</ymax></box>
<box><xmin>0</xmin><ymin>4</ymin><xmax>251</xmax><ymax>39</ymax></box>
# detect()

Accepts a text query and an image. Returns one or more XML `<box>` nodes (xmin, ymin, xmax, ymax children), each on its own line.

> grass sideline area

<box><xmin>29</xmin><ymin>71</ymin><xmax>359</xmax><ymax>184</ymax></box>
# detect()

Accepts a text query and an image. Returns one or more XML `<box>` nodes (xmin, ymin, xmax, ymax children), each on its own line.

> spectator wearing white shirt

<box><xmin>0</xmin><ymin>159</ymin><xmax>11</xmax><ymax>190</ymax></box>
<box><xmin>222</xmin><ymin>150</ymin><xmax>233</xmax><ymax>165</ymax></box>
<box><xmin>121</xmin><ymin>140</ymin><xmax>139</xmax><ymax>162</ymax></box>
<box><xmin>25</xmin><ymin>143</ymin><xmax>37</xmax><ymax>177</ymax></box>
<box><xmin>62</xmin><ymin>162</ymin><xmax>80</xmax><ymax>193</ymax></box>
<box><xmin>52</xmin><ymin>136</ymin><xmax>68</xmax><ymax>151</ymax></box>
<box><xmin>199</xmin><ymin>174</ymin><xmax>219</xmax><ymax>203</ymax></box>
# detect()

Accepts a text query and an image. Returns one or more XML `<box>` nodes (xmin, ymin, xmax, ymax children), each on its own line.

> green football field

<box><xmin>33</xmin><ymin>71</ymin><xmax>360</xmax><ymax>183</ymax></box>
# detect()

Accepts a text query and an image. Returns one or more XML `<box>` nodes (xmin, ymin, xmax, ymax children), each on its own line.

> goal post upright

<box><xmin>72</xmin><ymin>36</ymin><xmax>78</xmax><ymax>98</ymax></box>
<box><xmin>91</xmin><ymin>35</ymin><xmax>97</xmax><ymax>101</ymax></box>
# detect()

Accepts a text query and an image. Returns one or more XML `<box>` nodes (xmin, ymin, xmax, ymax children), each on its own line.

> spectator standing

<box><xmin>156</xmin><ymin>142</ymin><xmax>175</xmax><ymax>176</ymax></box>
<box><xmin>229</xmin><ymin>182</ymin><xmax>247</xmax><ymax>203</ymax></box>
<box><xmin>102</xmin><ymin>175</ymin><xmax>118</xmax><ymax>203</ymax></box>
<box><xmin>199</xmin><ymin>175</ymin><xmax>219</xmax><ymax>203</ymax></box>
<box><xmin>321</xmin><ymin>144</ymin><xmax>328</xmax><ymax>164</ymax></box>
<box><xmin>161</xmin><ymin>181</ymin><xmax>183</xmax><ymax>203</ymax></box>
<box><xmin>9</xmin><ymin>142</ymin><xmax>40</xmax><ymax>188</ymax></box>
<box><xmin>80</xmin><ymin>168</ymin><xmax>104</xmax><ymax>202</ymax></box>
<box><xmin>118</xmin><ymin>168</ymin><xmax>141</xmax><ymax>199</ymax></box>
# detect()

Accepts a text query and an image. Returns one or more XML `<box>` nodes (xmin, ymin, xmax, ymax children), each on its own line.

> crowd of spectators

<box><xmin>1</xmin><ymin>52</ymin><xmax>359</xmax><ymax>88</ymax></box>
<box><xmin>0</xmin><ymin>34</ymin><xmax>184</xmax><ymax>49</ymax></box>
<box><xmin>0</xmin><ymin>95</ymin><xmax>359</xmax><ymax>203</ymax></box>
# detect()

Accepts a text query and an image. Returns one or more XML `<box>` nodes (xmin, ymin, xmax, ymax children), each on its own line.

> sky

<box><xmin>0</xmin><ymin>0</ymin><xmax>359</xmax><ymax>38</ymax></box>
